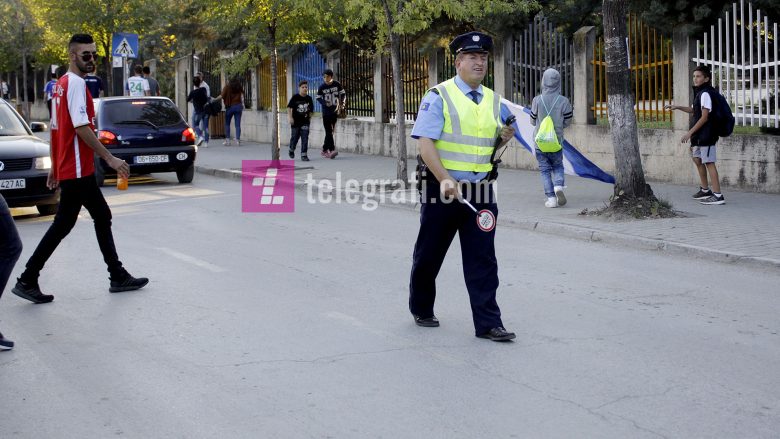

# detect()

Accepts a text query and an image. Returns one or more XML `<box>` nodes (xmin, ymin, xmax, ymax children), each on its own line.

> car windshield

<box><xmin>0</xmin><ymin>101</ymin><xmax>30</xmax><ymax>136</ymax></box>
<box><xmin>101</xmin><ymin>99</ymin><xmax>183</xmax><ymax>128</ymax></box>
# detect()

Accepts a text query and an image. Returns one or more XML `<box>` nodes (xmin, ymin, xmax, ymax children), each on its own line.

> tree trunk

<box><xmin>104</xmin><ymin>42</ymin><xmax>113</xmax><ymax>97</ymax></box>
<box><xmin>21</xmin><ymin>51</ymin><xmax>29</xmax><ymax>122</ymax></box>
<box><xmin>603</xmin><ymin>0</ymin><xmax>651</xmax><ymax>198</ymax></box>
<box><xmin>381</xmin><ymin>0</ymin><xmax>408</xmax><ymax>187</ymax></box>
<box><xmin>269</xmin><ymin>23</ymin><xmax>280</xmax><ymax>160</ymax></box>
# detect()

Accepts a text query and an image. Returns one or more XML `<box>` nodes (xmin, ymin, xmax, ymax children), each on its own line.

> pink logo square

<box><xmin>241</xmin><ymin>160</ymin><xmax>295</xmax><ymax>212</ymax></box>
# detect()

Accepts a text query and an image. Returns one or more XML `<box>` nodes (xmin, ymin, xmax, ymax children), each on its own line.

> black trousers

<box><xmin>20</xmin><ymin>176</ymin><xmax>123</xmax><ymax>283</ymax></box>
<box><xmin>409</xmin><ymin>180</ymin><xmax>503</xmax><ymax>335</ymax></box>
<box><xmin>322</xmin><ymin>113</ymin><xmax>338</xmax><ymax>152</ymax></box>
<box><xmin>0</xmin><ymin>194</ymin><xmax>23</xmax><ymax>299</ymax></box>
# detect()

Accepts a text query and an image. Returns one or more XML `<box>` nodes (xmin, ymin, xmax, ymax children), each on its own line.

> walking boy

<box><xmin>666</xmin><ymin>65</ymin><xmax>725</xmax><ymax>205</ymax></box>
<box><xmin>287</xmin><ymin>80</ymin><xmax>314</xmax><ymax>161</ymax></box>
<box><xmin>530</xmin><ymin>68</ymin><xmax>573</xmax><ymax>208</ymax></box>
<box><xmin>316</xmin><ymin>69</ymin><xmax>345</xmax><ymax>159</ymax></box>
<box><xmin>11</xmin><ymin>34</ymin><xmax>148</xmax><ymax>304</ymax></box>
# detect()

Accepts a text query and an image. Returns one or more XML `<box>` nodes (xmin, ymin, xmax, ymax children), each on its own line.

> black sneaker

<box><xmin>301</xmin><ymin>155</ymin><xmax>310</xmax><ymax>162</ymax></box>
<box><xmin>109</xmin><ymin>270</ymin><xmax>149</xmax><ymax>293</ymax></box>
<box><xmin>0</xmin><ymin>332</ymin><xmax>14</xmax><ymax>351</ymax></box>
<box><xmin>477</xmin><ymin>327</ymin><xmax>516</xmax><ymax>342</ymax></box>
<box><xmin>693</xmin><ymin>188</ymin><xmax>713</xmax><ymax>199</ymax></box>
<box><xmin>12</xmin><ymin>279</ymin><xmax>54</xmax><ymax>304</ymax></box>
<box><xmin>699</xmin><ymin>194</ymin><xmax>725</xmax><ymax>205</ymax></box>
<box><xmin>288</xmin><ymin>149</ymin><xmax>294</xmax><ymax>159</ymax></box>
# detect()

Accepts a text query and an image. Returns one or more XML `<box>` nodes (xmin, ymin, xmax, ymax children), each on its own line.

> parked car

<box><xmin>93</xmin><ymin>96</ymin><xmax>198</xmax><ymax>186</ymax></box>
<box><xmin>0</xmin><ymin>99</ymin><xmax>58</xmax><ymax>216</ymax></box>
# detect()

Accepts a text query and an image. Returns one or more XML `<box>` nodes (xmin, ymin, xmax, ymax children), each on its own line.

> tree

<box><xmin>0</xmin><ymin>0</ymin><xmax>43</xmax><ymax>121</ymax></box>
<box><xmin>344</xmin><ymin>0</ymin><xmax>535</xmax><ymax>186</ymax></box>
<box><xmin>204</xmin><ymin>0</ymin><xmax>324</xmax><ymax>160</ymax></box>
<box><xmin>602</xmin><ymin>0</ymin><xmax>652</xmax><ymax>199</ymax></box>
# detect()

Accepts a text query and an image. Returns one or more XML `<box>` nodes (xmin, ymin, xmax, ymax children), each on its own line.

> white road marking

<box><xmin>156</xmin><ymin>247</ymin><xmax>227</xmax><ymax>273</ymax></box>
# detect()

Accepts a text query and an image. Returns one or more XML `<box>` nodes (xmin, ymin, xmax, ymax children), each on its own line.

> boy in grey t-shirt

<box><xmin>530</xmin><ymin>68</ymin><xmax>573</xmax><ymax>208</ymax></box>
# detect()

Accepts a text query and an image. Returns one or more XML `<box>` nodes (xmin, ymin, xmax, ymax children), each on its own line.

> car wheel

<box><xmin>176</xmin><ymin>164</ymin><xmax>195</xmax><ymax>183</ymax></box>
<box><xmin>37</xmin><ymin>204</ymin><xmax>58</xmax><ymax>216</ymax></box>
<box><xmin>94</xmin><ymin>158</ymin><xmax>106</xmax><ymax>187</ymax></box>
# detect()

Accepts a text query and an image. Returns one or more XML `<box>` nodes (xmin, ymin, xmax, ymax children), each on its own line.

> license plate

<box><xmin>134</xmin><ymin>155</ymin><xmax>169</xmax><ymax>164</ymax></box>
<box><xmin>0</xmin><ymin>179</ymin><xmax>26</xmax><ymax>189</ymax></box>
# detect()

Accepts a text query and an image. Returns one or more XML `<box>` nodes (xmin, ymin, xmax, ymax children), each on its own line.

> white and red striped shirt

<box><xmin>50</xmin><ymin>72</ymin><xmax>95</xmax><ymax>180</ymax></box>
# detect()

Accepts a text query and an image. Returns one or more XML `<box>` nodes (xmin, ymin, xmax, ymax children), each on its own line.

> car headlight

<box><xmin>35</xmin><ymin>156</ymin><xmax>52</xmax><ymax>170</ymax></box>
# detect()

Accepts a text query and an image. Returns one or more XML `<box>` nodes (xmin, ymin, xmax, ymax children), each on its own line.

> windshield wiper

<box><xmin>115</xmin><ymin>120</ymin><xmax>159</xmax><ymax>130</ymax></box>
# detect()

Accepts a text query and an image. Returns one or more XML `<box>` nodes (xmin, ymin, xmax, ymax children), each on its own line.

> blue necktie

<box><xmin>469</xmin><ymin>90</ymin><xmax>480</xmax><ymax>104</ymax></box>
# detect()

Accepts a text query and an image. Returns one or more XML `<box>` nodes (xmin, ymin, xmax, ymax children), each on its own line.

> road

<box><xmin>2</xmin><ymin>173</ymin><xmax>779</xmax><ymax>438</ymax></box>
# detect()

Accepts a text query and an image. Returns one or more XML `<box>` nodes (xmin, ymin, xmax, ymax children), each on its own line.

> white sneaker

<box><xmin>196</xmin><ymin>136</ymin><xmax>204</xmax><ymax>146</ymax></box>
<box><xmin>554</xmin><ymin>186</ymin><xmax>567</xmax><ymax>206</ymax></box>
<box><xmin>236</xmin><ymin>139</ymin><xmax>240</xmax><ymax>146</ymax></box>
<box><xmin>223</xmin><ymin>139</ymin><xmax>231</xmax><ymax>146</ymax></box>
<box><xmin>545</xmin><ymin>197</ymin><xmax>558</xmax><ymax>208</ymax></box>
<box><xmin>202</xmin><ymin>141</ymin><xmax>209</xmax><ymax>148</ymax></box>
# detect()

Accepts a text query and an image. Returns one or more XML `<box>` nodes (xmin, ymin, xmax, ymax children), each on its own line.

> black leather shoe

<box><xmin>477</xmin><ymin>327</ymin><xmax>516</xmax><ymax>341</ymax></box>
<box><xmin>413</xmin><ymin>315</ymin><xmax>440</xmax><ymax>327</ymax></box>
<box><xmin>12</xmin><ymin>279</ymin><xmax>54</xmax><ymax>304</ymax></box>
<box><xmin>109</xmin><ymin>270</ymin><xmax>149</xmax><ymax>293</ymax></box>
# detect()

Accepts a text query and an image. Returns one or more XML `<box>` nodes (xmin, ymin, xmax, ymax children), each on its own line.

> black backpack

<box><xmin>205</xmin><ymin>98</ymin><xmax>223</xmax><ymax>116</ymax></box>
<box><xmin>710</xmin><ymin>88</ymin><xmax>735</xmax><ymax>137</ymax></box>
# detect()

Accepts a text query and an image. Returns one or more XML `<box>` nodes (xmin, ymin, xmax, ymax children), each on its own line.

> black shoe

<box><xmin>692</xmin><ymin>188</ymin><xmax>713</xmax><ymax>199</ymax></box>
<box><xmin>0</xmin><ymin>332</ymin><xmax>14</xmax><ymax>351</ymax></box>
<box><xmin>12</xmin><ymin>279</ymin><xmax>54</xmax><ymax>304</ymax></box>
<box><xmin>288</xmin><ymin>149</ymin><xmax>294</xmax><ymax>159</ymax></box>
<box><xmin>109</xmin><ymin>270</ymin><xmax>149</xmax><ymax>293</ymax></box>
<box><xmin>413</xmin><ymin>314</ymin><xmax>440</xmax><ymax>327</ymax></box>
<box><xmin>699</xmin><ymin>194</ymin><xmax>725</xmax><ymax>205</ymax></box>
<box><xmin>477</xmin><ymin>327</ymin><xmax>516</xmax><ymax>341</ymax></box>
<box><xmin>301</xmin><ymin>155</ymin><xmax>310</xmax><ymax>162</ymax></box>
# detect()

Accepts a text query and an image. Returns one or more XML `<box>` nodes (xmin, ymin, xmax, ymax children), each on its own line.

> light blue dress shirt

<box><xmin>411</xmin><ymin>76</ymin><xmax>504</xmax><ymax>182</ymax></box>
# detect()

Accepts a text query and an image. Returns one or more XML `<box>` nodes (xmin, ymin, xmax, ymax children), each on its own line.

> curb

<box><xmin>195</xmin><ymin>165</ymin><xmax>780</xmax><ymax>271</ymax></box>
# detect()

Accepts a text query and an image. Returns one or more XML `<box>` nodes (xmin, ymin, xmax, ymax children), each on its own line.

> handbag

<box><xmin>337</xmin><ymin>102</ymin><xmax>347</xmax><ymax>119</ymax></box>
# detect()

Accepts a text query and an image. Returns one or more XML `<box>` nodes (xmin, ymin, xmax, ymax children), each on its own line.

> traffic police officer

<box><xmin>409</xmin><ymin>31</ymin><xmax>516</xmax><ymax>341</ymax></box>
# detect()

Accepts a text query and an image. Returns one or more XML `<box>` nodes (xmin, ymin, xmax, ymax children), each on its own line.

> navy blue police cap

<box><xmin>449</xmin><ymin>32</ymin><xmax>493</xmax><ymax>55</ymax></box>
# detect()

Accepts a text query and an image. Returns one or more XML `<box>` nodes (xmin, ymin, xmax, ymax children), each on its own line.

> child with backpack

<box><xmin>530</xmin><ymin>68</ymin><xmax>573</xmax><ymax>208</ymax></box>
<box><xmin>665</xmin><ymin>65</ymin><xmax>728</xmax><ymax>205</ymax></box>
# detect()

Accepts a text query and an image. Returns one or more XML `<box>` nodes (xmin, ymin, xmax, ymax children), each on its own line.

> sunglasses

<box><xmin>77</xmin><ymin>52</ymin><xmax>99</xmax><ymax>62</ymax></box>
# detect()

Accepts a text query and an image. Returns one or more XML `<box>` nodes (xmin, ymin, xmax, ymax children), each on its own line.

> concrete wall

<box><xmin>239</xmin><ymin>109</ymin><xmax>780</xmax><ymax>193</ymax></box>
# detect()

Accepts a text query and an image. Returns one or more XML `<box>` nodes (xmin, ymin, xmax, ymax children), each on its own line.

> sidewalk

<box><xmin>194</xmin><ymin>140</ymin><xmax>780</xmax><ymax>270</ymax></box>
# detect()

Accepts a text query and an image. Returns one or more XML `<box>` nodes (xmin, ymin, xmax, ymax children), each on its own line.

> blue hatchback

<box><xmin>93</xmin><ymin>97</ymin><xmax>197</xmax><ymax>186</ymax></box>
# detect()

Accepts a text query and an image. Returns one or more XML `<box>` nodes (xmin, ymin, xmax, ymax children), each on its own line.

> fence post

<box><xmin>492</xmin><ymin>37</ymin><xmax>511</xmax><ymax>99</ymax></box>
<box><xmin>374</xmin><ymin>53</ymin><xmax>386</xmax><ymax>123</ymax></box>
<box><xmin>286</xmin><ymin>55</ymin><xmax>294</xmax><ymax>106</ymax></box>
<box><xmin>428</xmin><ymin>49</ymin><xmax>440</xmax><ymax>88</ymax></box>
<box><xmin>673</xmin><ymin>26</ymin><xmax>695</xmax><ymax>131</ymax></box>
<box><xmin>573</xmin><ymin>26</ymin><xmax>596</xmax><ymax>125</ymax></box>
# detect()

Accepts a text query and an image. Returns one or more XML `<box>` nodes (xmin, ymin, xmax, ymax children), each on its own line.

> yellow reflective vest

<box><xmin>433</xmin><ymin>78</ymin><xmax>501</xmax><ymax>173</ymax></box>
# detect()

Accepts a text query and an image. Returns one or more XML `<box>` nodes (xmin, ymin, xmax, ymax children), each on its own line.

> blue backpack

<box><xmin>710</xmin><ymin>88</ymin><xmax>735</xmax><ymax>137</ymax></box>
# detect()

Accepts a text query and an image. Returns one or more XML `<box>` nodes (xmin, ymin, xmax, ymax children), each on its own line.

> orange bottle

<box><xmin>117</xmin><ymin>176</ymin><xmax>128</xmax><ymax>190</ymax></box>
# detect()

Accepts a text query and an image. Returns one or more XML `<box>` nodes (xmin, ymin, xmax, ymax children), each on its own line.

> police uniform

<box><xmin>409</xmin><ymin>32</ymin><xmax>515</xmax><ymax>341</ymax></box>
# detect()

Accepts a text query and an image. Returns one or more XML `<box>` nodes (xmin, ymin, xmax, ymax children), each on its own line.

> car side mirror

<box><xmin>30</xmin><ymin>122</ymin><xmax>47</xmax><ymax>132</ymax></box>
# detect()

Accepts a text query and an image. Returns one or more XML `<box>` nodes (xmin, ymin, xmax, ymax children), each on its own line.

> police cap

<box><xmin>449</xmin><ymin>32</ymin><xmax>493</xmax><ymax>55</ymax></box>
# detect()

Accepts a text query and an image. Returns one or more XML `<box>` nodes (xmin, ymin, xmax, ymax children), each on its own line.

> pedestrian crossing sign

<box><xmin>112</xmin><ymin>33</ymin><xmax>139</xmax><ymax>58</ymax></box>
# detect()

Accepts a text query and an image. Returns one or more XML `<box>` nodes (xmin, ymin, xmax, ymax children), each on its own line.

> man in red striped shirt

<box><xmin>12</xmin><ymin>34</ymin><xmax>148</xmax><ymax>304</ymax></box>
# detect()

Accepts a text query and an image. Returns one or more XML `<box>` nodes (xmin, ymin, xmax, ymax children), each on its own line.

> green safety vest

<box><xmin>434</xmin><ymin>79</ymin><xmax>501</xmax><ymax>173</ymax></box>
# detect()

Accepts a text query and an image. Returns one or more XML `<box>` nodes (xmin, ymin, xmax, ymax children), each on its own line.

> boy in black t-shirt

<box><xmin>316</xmin><ymin>69</ymin><xmax>345</xmax><ymax>158</ymax></box>
<box><xmin>287</xmin><ymin>80</ymin><xmax>314</xmax><ymax>161</ymax></box>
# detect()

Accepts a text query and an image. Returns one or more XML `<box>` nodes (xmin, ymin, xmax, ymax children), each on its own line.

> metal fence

<box><xmin>592</xmin><ymin>14</ymin><xmax>673</xmax><ymax>123</ymax></box>
<box><xmin>198</xmin><ymin>50</ymin><xmax>221</xmax><ymax>99</ymax></box>
<box><xmin>339</xmin><ymin>45</ymin><xmax>375</xmax><ymax>118</ymax></box>
<box><xmin>383</xmin><ymin>37</ymin><xmax>429</xmax><ymax>122</ymax></box>
<box><xmin>508</xmin><ymin>14</ymin><xmax>573</xmax><ymax>107</ymax></box>
<box><xmin>291</xmin><ymin>44</ymin><xmax>326</xmax><ymax>113</ymax></box>
<box><xmin>692</xmin><ymin>0</ymin><xmax>779</xmax><ymax>128</ymax></box>
<box><xmin>257</xmin><ymin>57</ymin><xmax>288</xmax><ymax>110</ymax></box>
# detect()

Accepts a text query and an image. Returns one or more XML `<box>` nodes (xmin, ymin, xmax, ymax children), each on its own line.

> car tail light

<box><xmin>98</xmin><ymin>130</ymin><xmax>118</xmax><ymax>146</ymax></box>
<box><xmin>182</xmin><ymin>127</ymin><xmax>196</xmax><ymax>143</ymax></box>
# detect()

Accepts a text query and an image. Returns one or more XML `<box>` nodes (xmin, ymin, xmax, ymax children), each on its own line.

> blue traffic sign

<box><xmin>112</xmin><ymin>33</ymin><xmax>139</xmax><ymax>58</ymax></box>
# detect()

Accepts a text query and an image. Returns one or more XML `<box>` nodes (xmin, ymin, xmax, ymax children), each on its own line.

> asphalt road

<box><xmin>2</xmin><ymin>173</ymin><xmax>779</xmax><ymax>438</ymax></box>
